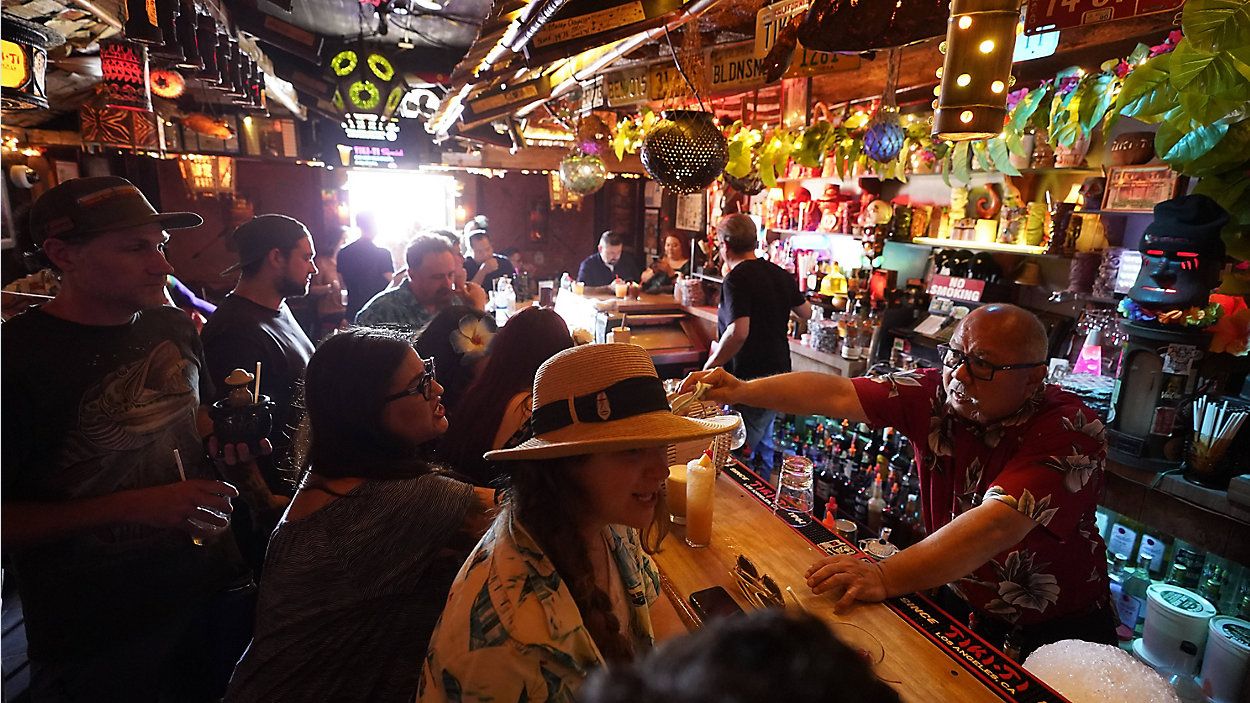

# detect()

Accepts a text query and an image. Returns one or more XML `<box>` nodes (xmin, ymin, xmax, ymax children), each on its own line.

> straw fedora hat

<box><xmin>485</xmin><ymin>343</ymin><xmax>740</xmax><ymax>461</ymax></box>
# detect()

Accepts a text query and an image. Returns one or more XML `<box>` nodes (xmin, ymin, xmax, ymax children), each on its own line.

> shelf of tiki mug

<box><xmin>910</xmin><ymin>236</ymin><xmax>1049</xmax><ymax>255</ymax></box>
<box><xmin>773</xmin><ymin>166</ymin><xmax>1103</xmax><ymax>185</ymax></box>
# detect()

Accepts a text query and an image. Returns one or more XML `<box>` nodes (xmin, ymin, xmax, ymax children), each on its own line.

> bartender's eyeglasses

<box><xmin>383</xmin><ymin>357</ymin><xmax>438</xmax><ymax>402</ymax></box>
<box><xmin>936</xmin><ymin>345</ymin><xmax>1045</xmax><ymax>382</ymax></box>
<box><xmin>733</xmin><ymin>554</ymin><xmax>785</xmax><ymax>609</ymax></box>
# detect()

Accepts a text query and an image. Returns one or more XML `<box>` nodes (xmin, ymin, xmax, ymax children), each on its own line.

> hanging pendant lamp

<box><xmin>151</xmin><ymin>0</ymin><xmax>184</xmax><ymax>62</ymax></box>
<box><xmin>1</xmin><ymin>13</ymin><xmax>65</xmax><ymax>111</ymax></box>
<box><xmin>932</xmin><ymin>0</ymin><xmax>1020</xmax><ymax>140</ymax></box>
<box><xmin>174</xmin><ymin>0</ymin><xmax>201</xmax><ymax>69</ymax></box>
<box><xmin>195</xmin><ymin>14</ymin><xmax>219</xmax><ymax>84</ymax></box>
<box><xmin>122</xmin><ymin>0</ymin><xmax>164</xmax><ymax>45</ymax></box>
<box><xmin>100</xmin><ymin>37</ymin><xmax>152</xmax><ymax>111</ymax></box>
<box><xmin>640</xmin><ymin>110</ymin><xmax>728</xmax><ymax>194</ymax></box>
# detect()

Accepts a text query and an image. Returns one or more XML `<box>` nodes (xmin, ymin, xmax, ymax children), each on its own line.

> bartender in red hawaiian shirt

<box><xmin>682</xmin><ymin>303</ymin><xmax>1115</xmax><ymax>658</ymax></box>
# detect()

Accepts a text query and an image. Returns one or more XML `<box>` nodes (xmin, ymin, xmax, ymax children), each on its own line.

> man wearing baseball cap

<box><xmin>2</xmin><ymin>177</ymin><xmax>255</xmax><ymax>700</ymax></box>
<box><xmin>200</xmin><ymin>214</ymin><xmax>317</xmax><ymax>567</ymax></box>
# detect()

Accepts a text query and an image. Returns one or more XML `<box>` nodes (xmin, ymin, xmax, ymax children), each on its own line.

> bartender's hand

<box><xmin>678</xmin><ymin>367</ymin><xmax>744</xmax><ymax>404</ymax></box>
<box><xmin>805</xmin><ymin>555</ymin><xmax>888</xmax><ymax>611</ymax></box>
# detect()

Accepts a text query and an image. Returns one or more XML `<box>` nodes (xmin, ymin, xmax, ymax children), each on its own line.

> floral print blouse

<box><xmin>852</xmin><ymin>368</ymin><xmax>1111</xmax><ymax>626</ymax></box>
<box><xmin>417</xmin><ymin>511</ymin><xmax>661</xmax><ymax>703</ymax></box>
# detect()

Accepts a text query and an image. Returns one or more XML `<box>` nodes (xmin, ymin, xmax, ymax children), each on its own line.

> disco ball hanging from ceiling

<box><xmin>640</xmin><ymin>110</ymin><xmax>728</xmax><ymax>194</ymax></box>
<box><xmin>560</xmin><ymin>151</ymin><xmax>607</xmax><ymax>195</ymax></box>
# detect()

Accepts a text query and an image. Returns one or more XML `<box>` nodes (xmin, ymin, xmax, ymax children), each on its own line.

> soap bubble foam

<box><xmin>1023</xmin><ymin>640</ymin><xmax>1178</xmax><ymax>703</ymax></box>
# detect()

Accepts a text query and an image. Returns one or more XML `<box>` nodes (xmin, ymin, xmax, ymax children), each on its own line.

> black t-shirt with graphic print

<box><xmin>1</xmin><ymin>305</ymin><xmax>246</xmax><ymax>662</ymax></box>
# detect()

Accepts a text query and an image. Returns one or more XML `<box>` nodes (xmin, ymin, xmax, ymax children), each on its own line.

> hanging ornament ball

<box><xmin>863</xmin><ymin>112</ymin><xmax>906</xmax><ymax>163</ymax></box>
<box><xmin>640</xmin><ymin>110</ymin><xmax>729</xmax><ymax>194</ymax></box>
<box><xmin>560</xmin><ymin>151</ymin><xmax>607</xmax><ymax>195</ymax></box>
<box><xmin>576</xmin><ymin>115</ymin><xmax>611</xmax><ymax>156</ymax></box>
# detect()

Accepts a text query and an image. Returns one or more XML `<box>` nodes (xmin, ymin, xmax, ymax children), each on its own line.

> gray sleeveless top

<box><xmin>226</xmin><ymin>473</ymin><xmax>476</xmax><ymax>703</ymax></box>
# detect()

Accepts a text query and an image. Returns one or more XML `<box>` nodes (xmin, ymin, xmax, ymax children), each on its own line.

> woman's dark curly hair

<box><xmin>505</xmin><ymin>457</ymin><xmax>636</xmax><ymax>664</ymax></box>
<box><xmin>579</xmin><ymin>609</ymin><xmax>902</xmax><ymax>703</ymax></box>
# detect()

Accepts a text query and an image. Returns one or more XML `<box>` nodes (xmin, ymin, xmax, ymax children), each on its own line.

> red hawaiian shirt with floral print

<box><xmin>851</xmin><ymin>368</ymin><xmax>1111</xmax><ymax>626</ymax></box>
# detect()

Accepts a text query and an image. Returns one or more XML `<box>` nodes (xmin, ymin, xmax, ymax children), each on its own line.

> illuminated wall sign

<box><xmin>341</xmin><ymin>113</ymin><xmax>400</xmax><ymax>141</ymax></box>
<box><xmin>754</xmin><ymin>0</ymin><xmax>810</xmax><ymax>57</ymax></box>
<box><xmin>336</xmin><ymin>143</ymin><xmax>406</xmax><ymax>168</ymax></box>
<box><xmin>1023</xmin><ymin>0</ymin><xmax>1182</xmax><ymax>34</ymax></box>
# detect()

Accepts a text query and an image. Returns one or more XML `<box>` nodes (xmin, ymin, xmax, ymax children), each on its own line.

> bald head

<box><xmin>956</xmin><ymin>304</ymin><xmax>1048</xmax><ymax>363</ymax></box>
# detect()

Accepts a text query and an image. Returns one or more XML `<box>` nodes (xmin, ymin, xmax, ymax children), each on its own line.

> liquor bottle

<box><xmin>897</xmin><ymin>494</ymin><xmax>921</xmax><ymax>547</ymax></box>
<box><xmin>841</xmin><ymin>315</ymin><xmax>860</xmax><ymax>360</ymax></box>
<box><xmin>1167</xmin><ymin>541</ymin><xmax>1205</xmax><ymax>589</ymax></box>
<box><xmin>867</xmin><ymin>476</ymin><xmax>886</xmax><ymax>536</ymax></box>
<box><xmin>813</xmin><ymin>456</ymin><xmax>837</xmax><ymax>521</ymax></box>
<box><xmin>1121</xmin><ymin>554</ymin><xmax>1153</xmax><ymax>633</ymax></box>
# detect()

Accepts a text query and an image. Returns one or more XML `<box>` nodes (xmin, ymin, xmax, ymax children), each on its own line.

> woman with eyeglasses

<box><xmin>226</xmin><ymin>328</ymin><xmax>494</xmax><ymax>703</ymax></box>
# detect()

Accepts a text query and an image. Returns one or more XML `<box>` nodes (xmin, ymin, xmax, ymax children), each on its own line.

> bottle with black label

<box><xmin>813</xmin><ymin>456</ymin><xmax>837</xmax><ymax>521</ymax></box>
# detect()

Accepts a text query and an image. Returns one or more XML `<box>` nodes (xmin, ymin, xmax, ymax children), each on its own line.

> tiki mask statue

<box><xmin>1129</xmin><ymin>194</ymin><xmax>1228</xmax><ymax>308</ymax></box>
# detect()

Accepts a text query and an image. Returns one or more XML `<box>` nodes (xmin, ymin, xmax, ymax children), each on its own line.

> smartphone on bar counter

<box><xmin>689</xmin><ymin>586</ymin><xmax>744</xmax><ymax>622</ymax></box>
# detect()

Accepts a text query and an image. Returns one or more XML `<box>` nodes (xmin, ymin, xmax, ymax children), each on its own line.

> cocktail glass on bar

<box><xmin>666</xmin><ymin>463</ymin><xmax>687</xmax><ymax>525</ymax></box>
<box><xmin>685</xmin><ymin>454</ymin><xmax>716</xmax><ymax>547</ymax></box>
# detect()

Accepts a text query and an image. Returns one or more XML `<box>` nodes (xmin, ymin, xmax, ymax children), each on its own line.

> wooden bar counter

<box><xmin>652</xmin><ymin>466</ymin><xmax>1067</xmax><ymax>703</ymax></box>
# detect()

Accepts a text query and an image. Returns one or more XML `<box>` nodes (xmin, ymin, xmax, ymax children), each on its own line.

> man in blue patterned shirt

<box><xmin>355</xmin><ymin>234</ymin><xmax>486</xmax><ymax>333</ymax></box>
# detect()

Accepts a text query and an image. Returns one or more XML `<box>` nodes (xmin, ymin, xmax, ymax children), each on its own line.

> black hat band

<box><xmin>531</xmin><ymin>375</ymin><xmax>670</xmax><ymax>436</ymax></box>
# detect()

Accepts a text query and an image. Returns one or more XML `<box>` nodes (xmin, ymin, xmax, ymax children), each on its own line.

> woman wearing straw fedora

<box><xmin>418</xmin><ymin>343</ymin><xmax>740</xmax><ymax>703</ymax></box>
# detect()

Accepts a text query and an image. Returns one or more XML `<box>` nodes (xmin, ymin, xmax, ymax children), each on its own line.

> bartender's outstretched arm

<box><xmin>805</xmin><ymin>500</ymin><xmax>1036</xmax><ymax>610</ymax></box>
<box><xmin>679</xmin><ymin>368</ymin><xmax>870</xmax><ymax>424</ymax></box>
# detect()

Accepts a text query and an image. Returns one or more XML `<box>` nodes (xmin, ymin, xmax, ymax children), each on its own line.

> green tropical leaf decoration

<box><xmin>1182</xmin><ymin>0</ymin><xmax>1250</xmax><ymax>54</ymax></box>
<box><xmin>1174</xmin><ymin>120</ymin><xmax>1250</xmax><ymax>176</ymax></box>
<box><xmin>971</xmin><ymin>140</ymin><xmax>992</xmax><ymax>172</ymax></box>
<box><xmin>1116</xmin><ymin>53</ymin><xmax>1179</xmax><ymax>122</ymax></box>
<box><xmin>1077</xmin><ymin>73</ymin><xmax>1116</xmax><ymax>132</ymax></box>
<box><xmin>793</xmin><ymin>121</ymin><xmax>833</xmax><ymax>167</ymax></box>
<box><xmin>1155</xmin><ymin>106</ymin><xmax>1231</xmax><ymax>163</ymax></box>
<box><xmin>1009</xmin><ymin>86</ymin><xmax>1050</xmax><ymax>133</ymax></box>
<box><xmin>952</xmin><ymin>141</ymin><xmax>972</xmax><ymax>185</ymax></box>
<box><xmin>987</xmin><ymin>136</ymin><xmax>1021</xmax><ymax>176</ymax></box>
<box><xmin>1169</xmin><ymin>39</ymin><xmax>1249</xmax><ymax>125</ymax></box>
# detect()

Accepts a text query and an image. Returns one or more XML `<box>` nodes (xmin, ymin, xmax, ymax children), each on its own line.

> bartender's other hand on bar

<box><xmin>805</xmin><ymin>555</ymin><xmax>887</xmax><ymax>611</ymax></box>
<box><xmin>679</xmin><ymin>367</ymin><xmax>743</xmax><ymax>403</ymax></box>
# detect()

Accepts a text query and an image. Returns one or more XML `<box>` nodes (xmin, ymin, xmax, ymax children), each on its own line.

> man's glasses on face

<box><xmin>383</xmin><ymin>356</ymin><xmax>437</xmax><ymax>402</ymax></box>
<box><xmin>937</xmin><ymin>344</ymin><xmax>1045</xmax><ymax>382</ymax></box>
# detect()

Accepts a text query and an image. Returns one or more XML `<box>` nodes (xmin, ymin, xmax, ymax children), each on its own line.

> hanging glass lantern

<box><xmin>932</xmin><ymin>0</ymin><xmax>1019</xmax><ymax>141</ymax></box>
<box><xmin>150</xmin><ymin>68</ymin><xmax>186</xmax><ymax>98</ymax></box>
<box><xmin>174</xmin><ymin>0</ymin><xmax>201</xmax><ymax>70</ymax></box>
<box><xmin>863</xmin><ymin>49</ymin><xmax>905</xmax><ymax>163</ymax></box>
<box><xmin>100</xmin><ymin>37</ymin><xmax>152</xmax><ymax>112</ymax></box>
<box><xmin>151</xmin><ymin>0</ymin><xmax>183</xmax><ymax>62</ymax></box>
<box><xmin>1</xmin><ymin>13</ymin><xmax>65</xmax><ymax>111</ymax></box>
<box><xmin>122</xmin><ymin>0</ymin><xmax>164</xmax><ymax>45</ymax></box>
<box><xmin>640</xmin><ymin>110</ymin><xmax>729</xmax><ymax>194</ymax></box>
<box><xmin>195</xmin><ymin>14</ymin><xmax>219</xmax><ymax>83</ymax></box>
<box><xmin>560</xmin><ymin>151</ymin><xmax>607</xmax><ymax>195</ymax></box>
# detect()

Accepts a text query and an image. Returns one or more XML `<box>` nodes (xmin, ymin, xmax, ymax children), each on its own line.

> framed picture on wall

<box><xmin>1103</xmin><ymin>166</ymin><xmax>1184</xmax><ymax>212</ymax></box>
<box><xmin>643</xmin><ymin>208</ymin><xmax>660</xmax><ymax>249</ymax></box>
<box><xmin>675</xmin><ymin>192</ymin><xmax>705</xmax><ymax>231</ymax></box>
<box><xmin>644</xmin><ymin>180</ymin><xmax>662</xmax><ymax>208</ymax></box>
<box><xmin>52</xmin><ymin>160</ymin><xmax>80</xmax><ymax>185</ymax></box>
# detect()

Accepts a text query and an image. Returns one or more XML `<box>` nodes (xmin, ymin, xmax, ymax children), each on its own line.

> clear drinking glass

<box><xmin>187</xmin><ymin>506</ymin><xmax>230</xmax><ymax>546</ymax></box>
<box><xmin>775</xmin><ymin>455</ymin><xmax>814</xmax><ymax>525</ymax></box>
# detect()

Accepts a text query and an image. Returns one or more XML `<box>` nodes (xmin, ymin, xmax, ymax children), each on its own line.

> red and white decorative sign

<box><xmin>1024</xmin><ymin>0</ymin><xmax>1183</xmax><ymax>35</ymax></box>
<box><xmin>927</xmin><ymin>275</ymin><xmax>986</xmax><ymax>303</ymax></box>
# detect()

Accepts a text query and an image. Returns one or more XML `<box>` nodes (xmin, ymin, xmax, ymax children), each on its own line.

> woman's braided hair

<box><xmin>506</xmin><ymin>457</ymin><xmax>634</xmax><ymax>663</ymax></box>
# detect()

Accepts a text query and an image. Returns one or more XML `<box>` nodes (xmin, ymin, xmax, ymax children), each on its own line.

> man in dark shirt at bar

<box><xmin>704</xmin><ymin>213</ymin><xmax>810</xmax><ymax>480</ymax></box>
<box><xmin>202</xmin><ymin>215</ymin><xmax>316</xmax><ymax>565</ymax></box>
<box><xmin>576</xmin><ymin>230</ymin><xmax>643</xmax><ymax>287</ymax></box>
<box><xmin>337</xmin><ymin>212</ymin><xmax>394</xmax><ymax>321</ymax></box>
<box><xmin>2</xmin><ymin>176</ymin><xmax>253</xmax><ymax>701</ymax></box>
